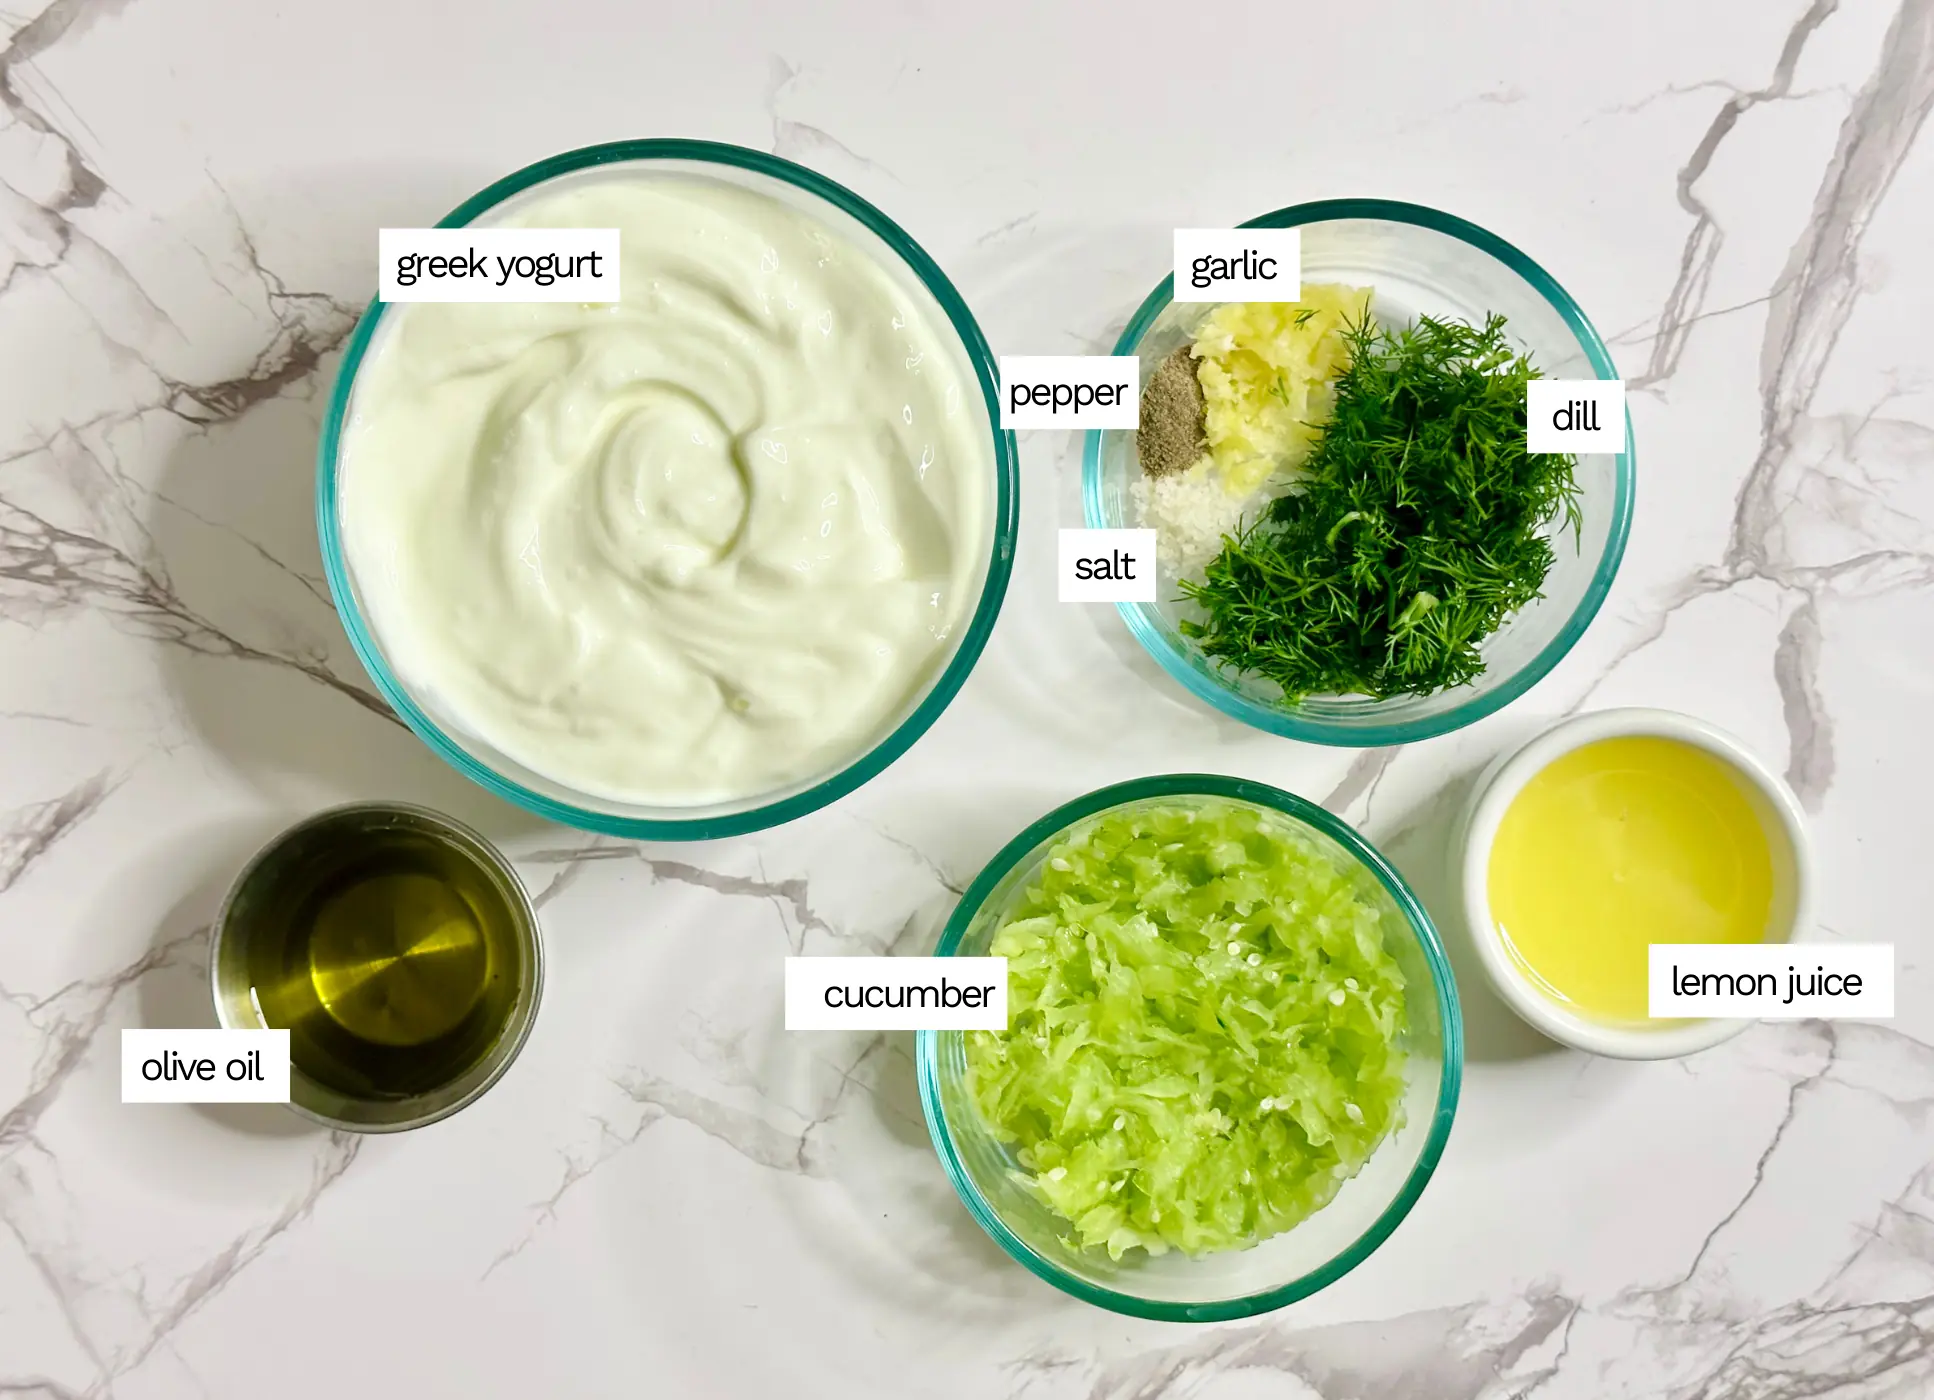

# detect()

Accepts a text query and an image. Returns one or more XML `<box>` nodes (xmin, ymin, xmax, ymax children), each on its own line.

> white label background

<box><xmin>1172</xmin><ymin>228</ymin><xmax>1302</xmax><ymax>303</ymax></box>
<box><xmin>122</xmin><ymin>1029</ymin><xmax>291</xmax><ymax>1103</ymax></box>
<box><xmin>378</xmin><ymin>228</ymin><xmax>621</xmax><ymax>303</ymax></box>
<box><xmin>1526</xmin><ymin>378</ymin><xmax>1627</xmax><ymax>454</ymax></box>
<box><xmin>786</xmin><ymin>957</ymin><xmax>1008</xmax><ymax>1030</ymax></box>
<box><xmin>998</xmin><ymin>356</ymin><xmax>1139</xmax><ymax>429</ymax></box>
<box><xmin>1648</xmin><ymin>944</ymin><xmax>1893</xmax><ymax>1019</ymax></box>
<box><xmin>1059</xmin><ymin>528</ymin><xmax>1158</xmax><ymax>603</ymax></box>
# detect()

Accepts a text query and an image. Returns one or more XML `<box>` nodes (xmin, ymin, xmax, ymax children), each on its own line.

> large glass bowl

<box><xmin>1084</xmin><ymin>199</ymin><xmax>1633</xmax><ymax>746</ymax></box>
<box><xmin>318</xmin><ymin>139</ymin><xmax>1018</xmax><ymax>838</ymax></box>
<box><xmin>917</xmin><ymin>775</ymin><xmax>1462</xmax><ymax>1321</ymax></box>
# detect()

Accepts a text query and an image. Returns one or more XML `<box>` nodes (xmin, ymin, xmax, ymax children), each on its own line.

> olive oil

<box><xmin>221</xmin><ymin>806</ymin><xmax>535</xmax><ymax>1107</ymax></box>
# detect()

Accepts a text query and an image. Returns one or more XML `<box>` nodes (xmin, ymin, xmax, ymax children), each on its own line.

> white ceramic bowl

<box><xmin>1455</xmin><ymin>708</ymin><xmax>1811</xmax><ymax>1059</ymax></box>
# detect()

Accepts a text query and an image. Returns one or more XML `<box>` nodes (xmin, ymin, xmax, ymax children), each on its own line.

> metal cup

<box><xmin>211</xmin><ymin>802</ymin><xmax>544</xmax><ymax>1132</ymax></box>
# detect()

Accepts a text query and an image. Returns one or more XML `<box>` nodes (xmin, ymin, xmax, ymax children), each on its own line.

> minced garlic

<box><xmin>1192</xmin><ymin>284</ymin><xmax>1372</xmax><ymax>495</ymax></box>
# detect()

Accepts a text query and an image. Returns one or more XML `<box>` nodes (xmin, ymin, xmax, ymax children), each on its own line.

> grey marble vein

<box><xmin>1321</xmin><ymin>748</ymin><xmax>1400</xmax><ymax>821</ymax></box>
<box><xmin>0</xmin><ymin>925</ymin><xmax>200</xmax><ymax>1153</ymax></box>
<box><xmin>0</xmin><ymin>2</ymin><xmax>1925</xmax><ymax>1394</ymax></box>
<box><xmin>1629</xmin><ymin>0</ymin><xmax>1840</xmax><ymax>393</ymax></box>
<box><xmin>1571</xmin><ymin>0</ymin><xmax>1934</xmax><ymax>807</ymax></box>
<box><xmin>1510</xmin><ymin>1307</ymin><xmax>1577</xmax><ymax>1400</ymax></box>
<box><xmin>151</xmin><ymin>488</ymin><xmax>333</xmax><ymax>610</ymax></box>
<box><xmin>486</xmin><ymin>1030</ymin><xmax>898</xmax><ymax>1280</ymax></box>
<box><xmin>0</xmin><ymin>769</ymin><xmax>118</xmax><ymax>894</ymax></box>
<box><xmin>1729</xmin><ymin>0</ymin><xmax>1934</xmax><ymax>803</ymax></box>
<box><xmin>796</xmin><ymin>1029</ymin><xmax>898</xmax><ymax>1157</ymax></box>
<box><xmin>0</xmin><ymin>6</ymin><xmax>381</xmax><ymax>733</ymax></box>
<box><xmin>0</xmin><ymin>901</ymin><xmax>362</xmax><ymax>1396</ymax></box>
<box><xmin>164</xmin><ymin>183</ymin><xmax>361</xmax><ymax>428</ymax></box>
<box><xmin>1646</xmin><ymin>1022</ymin><xmax>1840</xmax><ymax>1296</ymax></box>
<box><xmin>0</xmin><ymin>487</ymin><xmax>395</xmax><ymax>721</ymax></box>
<box><xmin>863</xmin><ymin>823</ymin><xmax>965</xmax><ymax>896</ymax></box>
<box><xmin>1740</xmin><ymin>0</ymin><xmax>1934</xmax><ymax>538</ymax></box>
<box><xmin>765</xmin><ymin>55</ymin><xmax>893</xmax><ymax>179</ymax></box>
<box><xmin>1601</xmin><ymin>78</ymin><xmax>1820</xmax><ymax>119</ymax></box>
<box><xmin>2</xmin><ymin>1131</ymin><xmax>361</xmax><ymax>1398</ymax></box>
<box><xmin>523</xmin><ymin>843</ymin><xmax>834</xmax><ymax>947</ymax></box>
<box><xmin>1563</xmin><ymin>570</ymin><xmax>1726</xmax><ymax>714</ymax></box>
<box><xmin>0</xmin><ymin>1377</ymin><xmax>88</xmax><ymax>1399</ymax></box>
<box><xmin>1000</xmin><ymin>1022</ymin><xmax>1934</xmax><ymax>1399</ymax></box>
<box><xmin>973</xmin><ymin>212</ymin><xmax>1038</xmax><ymax>247</ymax></box>
<box><xmin>99</xmin><ymin>1133</ymin><xmax>361</xmax><ymax>1387</ymax></box>
<box><xmin>527</xmin><ymin>838</ymin><xmax>610</xmax><ymax>909</ymax></box>
<box><xmin>0</xmin><ymin>0</ymin><xmax>126</xmax><ymax>299</ymax></box>
<box><xmin>617</xmin><ymin>1071</ymin><xmax>823</xmax><ymax>1175</ymax></box>
<box><xmin>0</xmin><ymin>709</ymin><xmax>91</xmax><ymax>728</ymax></box>
<box><xmin>1636</xmin><ymin>1177</ymin><xmax>1934</xmax><ymax>1397</ymax></box>
<box><xmin>1011</xmin><ymin>1288</ymin><xmax>1578</xmax><ymax>1400</ymax></box>
<box><xmin>1773</xmin><ymin>596</ymin><xmax>1835</xmax><ymax>806</ymax></box>
<box><xmin>480</xmin><ymin>1112</ymin><xmax>656</xmax><ymax>1279</ymax></box>
<box><xmin>482</xmin><ymin>1072</ymin><xmax>825</xmax><ymax>1281</ymax></box>
<box><xmin>0</xmin><ymin>1147</ymin><xmax>112</xmax><ymax>1383</ymax></box>
<box><xmin>1593</xmin><ymin>1024</ymin><xmax>1934</xmax><ymax>1391</ymax></box>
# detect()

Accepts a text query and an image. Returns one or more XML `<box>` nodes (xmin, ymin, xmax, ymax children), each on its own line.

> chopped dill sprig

<box><xmin>1178</xmin><ymin>312</ymin><xmax>1582</xmax><ymax>701</ymax></box>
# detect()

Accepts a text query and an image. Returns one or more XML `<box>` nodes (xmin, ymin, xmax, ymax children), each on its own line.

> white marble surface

<box><xmin>2</xmin><ymin>0</ymin><xmax>1930</xmax><ymax>1394</ymax></box>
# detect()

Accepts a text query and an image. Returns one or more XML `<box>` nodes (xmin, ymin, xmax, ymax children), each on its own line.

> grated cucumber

<box><xmin>966</xmin><ymin>800</ymin><xmax>1408</xmax><ymax>1259</ymax></box>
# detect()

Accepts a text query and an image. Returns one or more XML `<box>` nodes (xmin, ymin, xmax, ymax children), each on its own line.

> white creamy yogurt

<box><xmin>340</xmin><ymin>172</ymin><xmax>994</xmax><ymax>806</ymax></box>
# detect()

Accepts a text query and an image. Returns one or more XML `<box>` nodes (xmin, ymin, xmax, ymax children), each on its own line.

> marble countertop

<box><xmin>3</xmin><ymin>1</ymin><xmax>1931</xmax><ymax>1395</ymax></box>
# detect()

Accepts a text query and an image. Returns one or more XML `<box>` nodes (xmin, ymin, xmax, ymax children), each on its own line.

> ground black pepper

<box><xmin>1135</xmin><ymin>345</ymin><xmax>1207</xmax><ymax>477</ymax></box>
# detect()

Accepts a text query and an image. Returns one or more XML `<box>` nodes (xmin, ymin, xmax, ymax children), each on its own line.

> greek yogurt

<box><xmin>340</xmin><ymin>171</ymin><xmax>994</xmax><ymax>806</ymax></box>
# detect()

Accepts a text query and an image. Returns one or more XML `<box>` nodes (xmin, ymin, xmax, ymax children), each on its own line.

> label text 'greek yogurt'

<box><xmin>999</xmin><ymin>356</ymin><xmax>1139</xmax><ymax>429</ymax></box>
<box><xmin>1059</xmin><ymin>528</ymin><xmax>1157</xmax><ymax>603</ymax></box>
<box><xmin>785</xmin><ymin>957</ymin><xmax>1008</xmax><ymax>1031</ymax></box>
<box><xmin>378</xmin><ymin>228</ymin><xmax>621</xmax><ymax>303</ymax></box>
<box><xmin>1526</xmin><ymin>379</ymin><xmax>1626</xmax><ymax>454</ymax></box>
<box><xmin>1647</xmin><ymin>944</ymin><xmax>1893</xmax><ymax>1020</ymax></box>
<box><xmin>121</xmin><ymin>1029</ymin><xmax>291</xmax><ymax>1104</ymax></box>
<box><xmin>1172</xmin><ymin>228</ymin><xmax>1302</xmax><ymax>303</ymax></box>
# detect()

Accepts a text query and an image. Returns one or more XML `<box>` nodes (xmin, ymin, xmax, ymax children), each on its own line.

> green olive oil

<box><xmin>240</xmin><ymin>819</ymin><xmax>529</xmax><ymax>1101</ymax></box>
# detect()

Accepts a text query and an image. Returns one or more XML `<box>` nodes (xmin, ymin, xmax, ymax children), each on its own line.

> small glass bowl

<box><xmin>317</xmin><ymin>140</ymin><xmax>1018</xmax><ymax>839</ymax></box>
<box><xmin>916</xmin><ymin>774</ymin><xmax>1462</xmax><ymax>1321</ymax></box>
<box><xmin>1084</xmin><ymin>199</ymin><xmax>1634</xmax><ymax>746</ymax></box>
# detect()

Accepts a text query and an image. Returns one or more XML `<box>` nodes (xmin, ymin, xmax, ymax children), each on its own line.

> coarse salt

<box><xmin>1131</xmin><ymin>456</ymin><xmax>1264</xmax><ymax>575</ymax></box>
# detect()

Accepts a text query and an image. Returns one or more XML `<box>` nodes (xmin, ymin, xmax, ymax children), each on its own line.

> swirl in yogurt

<box><xmin>341</xmin><ymin>173</ymin><xmax>993</xmax><ymax>806</ymax></box>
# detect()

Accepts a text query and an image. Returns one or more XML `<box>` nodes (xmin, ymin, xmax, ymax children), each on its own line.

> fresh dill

<box><xmin>1177</xmin><ymin>312</ymin><xmax>1581</xmax><ymax>701</ymax></box>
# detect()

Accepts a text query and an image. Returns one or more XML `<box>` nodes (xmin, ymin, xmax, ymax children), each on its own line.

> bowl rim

<box><xmin>1082</xmin><ymin>196</ymin><xmax>1635</xmax><ymax>747</ymax></box>
<box><xmin>1455</xmin><ymin>707</ymin><xmax>1813</xmax><ymax>1060</ymax></box>
<box><xmin>316</xmin><ymin>138</ymin><xmax>1020</xmax><ymax>838</ymax></box>
<box><xmin>209</xmin><ymin>799</ymin><xmax>546</xmax><ymax>1133</ymax></box>
<box><xmin>915</xmin><ymin>772</ymin><xmax>1464</xmax><ymax>1322</ymax></box>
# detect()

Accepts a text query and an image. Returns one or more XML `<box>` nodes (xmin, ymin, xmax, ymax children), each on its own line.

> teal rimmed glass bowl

<box><xmin>1084</xmin><ymin>199</ymin><xmax>1633</xmax><ymax>746</ymax></box>
<box><xmin>317</xmin><ymin>139</ymin><xmax>1017</xmax><ymax>839</ymax></box>
<box><xmin>917</xmin><ymin>774</ymin><xmax>1462</xmax><ymax>1322</ymax></box>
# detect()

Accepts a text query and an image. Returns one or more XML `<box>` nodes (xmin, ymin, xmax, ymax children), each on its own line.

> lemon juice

<box><xmin>1487</xmin><ymin>736</ymin><xmax>1775</xmax><ymax>1023</ymax></box>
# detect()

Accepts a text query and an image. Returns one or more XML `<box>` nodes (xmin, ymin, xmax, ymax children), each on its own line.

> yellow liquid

<box><xmin>245</xmin><ymin>831</ymin><xmax>523</xmax><ymax>1100</ymax></box>
<box><xmin>1487</xmin><ymin>736</ymin><xmax>1774</xmax><ymax>1023</ymax></box>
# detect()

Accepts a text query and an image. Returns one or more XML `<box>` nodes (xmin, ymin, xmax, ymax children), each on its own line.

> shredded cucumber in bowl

<box><xmin>965</xmin><ymin>800</ymin><xmax>1408</xmax><ymax>1260</ymax></box>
